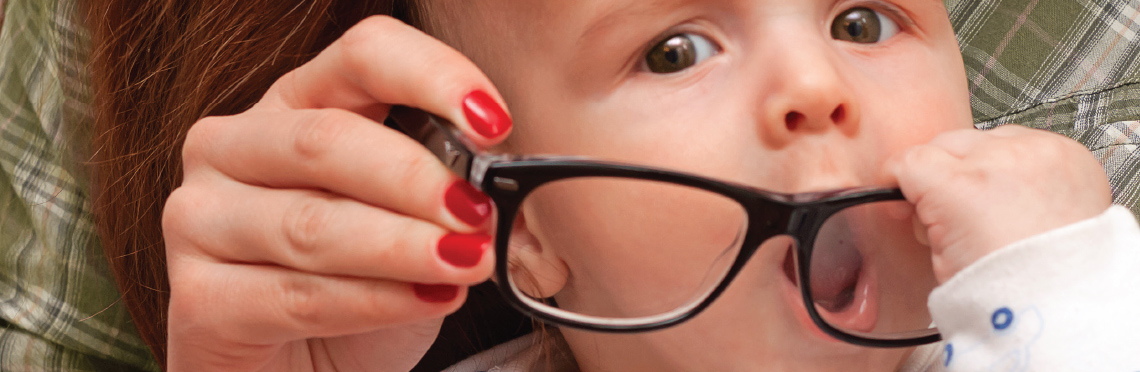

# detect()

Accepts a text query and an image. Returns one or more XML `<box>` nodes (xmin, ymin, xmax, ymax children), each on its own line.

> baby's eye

<box><xmin>830</xmin><ymin>7</ymin><xmax>899</xmax><ymax>44</ymax></box>
<box><xmin>644</xmin><ymin>33</ymin><xmax>718</xmax><ymax>74</ymax></box>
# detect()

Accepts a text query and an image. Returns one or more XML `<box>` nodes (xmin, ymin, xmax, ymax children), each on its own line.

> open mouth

<box><xmin>808</xmin><ymin>234</ymin><xmax>864</xmax><ymax>312</ymax></box>
<box><xmin>781</xmin><ymin>231</ymin><xmax>879</xmax><ymax>337</ymax></box>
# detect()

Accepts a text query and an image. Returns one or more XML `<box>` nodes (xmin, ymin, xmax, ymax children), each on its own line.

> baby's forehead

<box><xmin>432</xmin><ymin>0</ymin><xmax>950</xmax><ymax>44</ymax></box>
<box><xmin>425</xmin><ymin>0</ymin><xmax>962</xmax><ymax>100</ymax></box>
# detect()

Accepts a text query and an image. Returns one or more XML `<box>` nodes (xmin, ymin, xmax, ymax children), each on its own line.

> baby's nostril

<box><xmin>830</xmin><ymin>105</ymin><xmax>846</xmax><ymax>124</ymax></box>
<box><xmin>785</xmin><ymin>112</ymin><xmax>805</xmax><ymax>131</ymax></box>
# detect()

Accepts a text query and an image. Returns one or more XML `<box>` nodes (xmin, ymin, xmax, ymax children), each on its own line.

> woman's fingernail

<box><xmin>462</xmin><ymin>90</ymin><xmax>511</xmax><ymax>138</ymax></box>
<box><xmin>445</xmin><ymin>180</ymin><xmax>491</xmax><ymax>226</ymax></box>
<box><xmin>413</xmin><ymin>284</ymin><xmax>459</xmax><ymax>303</ymax></box>
<box><xmin>438</xmin><ymin>233</ymin><xmax>490</xmax><ymax>268</ymax></box>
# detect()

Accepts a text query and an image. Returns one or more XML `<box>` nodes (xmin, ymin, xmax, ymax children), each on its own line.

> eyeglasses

<box><xmin>387</xmin><ymin>106</ymin><xmax>941</xmax><ymax>348</ymax></box>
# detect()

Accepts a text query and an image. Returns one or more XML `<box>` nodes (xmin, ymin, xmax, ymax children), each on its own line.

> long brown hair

<box><xmin>83</xmin><ymin>0</ymin><xmax>403</xmax><ymax>366</ymax></box>
<box><xmin>84</xmin><ymin>1</ymin><xmax>532</xmax><ymax>368</ymax></box>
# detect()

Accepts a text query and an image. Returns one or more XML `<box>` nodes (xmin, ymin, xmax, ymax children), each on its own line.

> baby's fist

<box><xmin>886</xmin><ymin>125</ymin><xmax>1112</xmax><ymax>283</ymax></box>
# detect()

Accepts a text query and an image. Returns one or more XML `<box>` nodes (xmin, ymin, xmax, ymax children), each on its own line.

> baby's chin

<box><xmin>560</xmin><ymin>310</ymin><xmax>912</xmax><ymax>372</ymax></box>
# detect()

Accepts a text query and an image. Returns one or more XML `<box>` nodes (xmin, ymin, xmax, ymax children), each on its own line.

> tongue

<box><xmin>809</xmin><ymin>222</ymin><xmax>864</xmax><ymax>313</ymax></box>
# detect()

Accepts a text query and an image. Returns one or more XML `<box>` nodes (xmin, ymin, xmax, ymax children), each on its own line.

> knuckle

<box><xmin>991</xmin><ymin>124</ymin><xmax>1023</xmax><ymax>135</ymax></box>
<box><xmin>901</xmin><ymin>146</ymin><xmax>933</xmax><ymax>167</ymax></box>
<box><xmin>267</xmin><ymin>70</ymin><xmax>305</xmax><ymax>109</ymax></box>
<box><xmin>344</xmin><ymin>15</ymin><xmax>404</xmax><ymax>48</ymax></box>
<box><xmin>282</xmin><ymin>194</ymin><xmax>334</xmax><ymax>259</ymax></box>
<box><xmin>343</xmin><ymin>16</ymin><xmax>480</xmax><ymax>93</ymax></box>
<box><xmin>167</xmin><ymin>264</ymin><xmax>214</xmax><ymax>321</ymax></box>
<box><xmin>1054</xmin><ymin>135</ymin><xmax>1088</xmax><ymax>154</ymax></box>
<box><xmin>367</xmin><ymin>226</ymin><xmax>405</xmax><ymax>272</ymax></box>
<box><xmin>957</xmin><ymin>165</ymin><xmax>989</xmax><ymax>187</ymax></box>
<box><xmin>1037</xmin><ymin>139</ymin><xmax>1068</xmax><ymax>165</ymax></box>
<box><xmin>182</xmin><ymin>116</ymin><xmax>227</xmax><ymax>168</ymax></box>
<box><xmin>991</xmin><ymin>137</ymin><xmax>1034</xmax><ymax>164</ymax></box>
<box><xmin>1022</xmin><ymin>130</ymin><xmax>1055</xmax><ymax>146</ymax></box>
<box><xmin>162</xmin><ymin>186</ymin><xmax>212</xmax><ymax>248</ymax></box>
<box><xmin>362</xmin><ymin>282</ymin><xmax>398</xmax><ymax>317</ymax></box>
<box><xmin>340</xmin><ymin>16</ymin><xmax>406</xmax><ymax>69</ymax></box>
<box><xmin>390</xmin><ymin>149</ymin><xmax>442</xmax><ymax>197</ymax></box>
<box><xmin>385</xmin><ymin>221</ymin><xmax>437</xmax><ymax>276</ymax></box>
<box><xmin>281</xmin><ymin>275</ymin><xmax>324</xmax><ymax>328</ymax></box>
<box><xmin>166</xmin><ymin>292</ymin><xmax>195</xmax><ymax>323</ymax></box>
<box><xmin>355</xmin><ymin>213</ymin><xmax>418</xmax><ymax>274</ymax></box>
<box><xmin>294</xmin><ymin>110</ymin><xmax>355</xmax><ymax>162</ymax></box>
<box><xmin>162</xmin><ymin>188</ymin><xmax>193</xmax><ymax>237</ymax></box>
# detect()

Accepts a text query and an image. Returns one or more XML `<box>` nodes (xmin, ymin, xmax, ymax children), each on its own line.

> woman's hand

<box><xmin>886</xmin><ymin>125</ymin><xmax>1112</xmax><ymax>283</ymax></box>
<box><xmin>162</xmin><ymin>16</ymin><xmax>511</xmax><ymax>372</ymax></box>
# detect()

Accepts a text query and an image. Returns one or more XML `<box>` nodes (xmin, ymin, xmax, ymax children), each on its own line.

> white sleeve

<box><xmin>926</xmin><ymin>205</ymin><xmax>1140</xmax><ymax>371</ymax></box>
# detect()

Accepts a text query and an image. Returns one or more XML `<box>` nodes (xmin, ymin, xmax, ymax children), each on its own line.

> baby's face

<box><xmin>427</xmin><ymin>0</ymin><xmax>973</xmax><ymax>370</ymax></box>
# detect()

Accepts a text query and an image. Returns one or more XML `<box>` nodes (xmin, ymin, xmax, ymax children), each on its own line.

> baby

<box><xmin>162</xmin><ymin>0</ymin><xmax>1140</xmax><ymax>371</ymax></box>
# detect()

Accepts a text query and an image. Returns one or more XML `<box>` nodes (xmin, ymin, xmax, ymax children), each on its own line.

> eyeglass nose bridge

<box><xmin>707</xmin><ymin>199</ymin><xmax>804</xmax><ymax>293</ymax></box>
<box><xmin>731</xmin><ymin>189</ymin><xmax>898</xmax><ymax>275</ymax></box>
<box><xmin>734</xmin><ymin>195</ymin><xmax>810</xmax><ymax>250</ymax></box>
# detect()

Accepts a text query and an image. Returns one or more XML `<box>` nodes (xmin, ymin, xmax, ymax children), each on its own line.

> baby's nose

<box><xmin>755</xmin><ymin>40</ymin><xmax>860</xmax><ymax>148</ymax></box>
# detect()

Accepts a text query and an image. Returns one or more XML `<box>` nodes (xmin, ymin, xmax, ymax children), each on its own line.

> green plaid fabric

<box><xmin>0</xmin><ymin>0</ymin><xmax>160</xmax><ymax>370</ymax></box>
<box><xmin>949</xmin><ymin>0</ymin><xmax>1140</xmax><ymax>215</ymax></box>
<box><xmin>0</xmin><ymin>0</ymin><xmax>1137</xmax><ymax>370</ymax></box>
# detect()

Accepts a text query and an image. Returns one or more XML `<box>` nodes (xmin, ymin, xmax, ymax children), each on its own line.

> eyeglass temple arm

<box><xmin>385</xmin><ymin>105</ymin><xmax>477</xmax><ymax>181</ymax></box>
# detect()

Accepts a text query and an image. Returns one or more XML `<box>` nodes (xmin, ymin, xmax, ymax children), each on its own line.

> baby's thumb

<box><xmin>882</xmin><ymin>144</ymin><xmax>969</xmax><ymax>256</ymax></box>
<box><xmin>883</xmin><ymin>144</ymin><xmax>963</xmax><ymax>206</ymax></box>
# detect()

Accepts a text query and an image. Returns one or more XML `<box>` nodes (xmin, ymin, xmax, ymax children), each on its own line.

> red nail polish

<box><xmin>438</xmin><ymin>233</ymin><xmax>490</xmax><ymax>268</ymax></box>
<box><xmin>445</xmin><ymin>180</ymin><xmax>491</xmax><ymax>227</ymax></box>
<box><xmin>462</xmin><ymin>90</ymin><xmax>511</xmax><ymax>138</ymax></box>
<box><xmin>413</xmin><ymin>284</ymin><xmax>459</xmax><ymax>303</ymax></box>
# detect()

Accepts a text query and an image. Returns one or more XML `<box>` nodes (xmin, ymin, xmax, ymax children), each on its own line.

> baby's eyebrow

<box><xmin>578</xmin><ymin>0</ymin><xmax>687</xmax><ymax>45</ymax></box>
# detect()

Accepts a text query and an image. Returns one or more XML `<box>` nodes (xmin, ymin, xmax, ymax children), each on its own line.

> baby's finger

<box><xmin>924</xmin><ymin>128</ymin><xmax>986</xmax><ymax>158</ymax></box>
<box><xmin>182</xmin><ymin>108</ymin><xmax>491</xmax><ymax>231</ymax></box>
<box><xmin>257</xmin><ymin>15</ymin><xmax>511</xmax><ymax>146</ymax></box>
<box><xmin>985</xmin><ymin>123</ymin><xmax>1037</xmax><ymax>138</ymax></box>
<box><xmin>167</xmin><ymin>262</ymin><xmax>466</xmax><ymax>345</ymax></box>
<box><xmin>164</xmin><ymin>181</ymin><xmax>494</xmax><ymax>285</ymax></box>
<box><xmin>885</xmin><ymin>144</ymin><xmax>966</xmax><ymax>204</ymax></box>
<box><xmin>884</xmin><ymin>145</ymin><xmax>973</xmax><ymax>255</ymax></box>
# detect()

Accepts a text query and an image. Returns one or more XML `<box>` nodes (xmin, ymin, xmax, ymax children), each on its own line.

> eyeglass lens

<box><xmin>505</xmin><ymin>177</ymin><xmax>746</xmax><ymax>323</ymax></box>
<box><xmin>504</xmin><ymin>176</ymin><xmax>939</xmax><ymax>339</ymax></box>
<box><xmin>806</xmin><ymin>201</ymin><xmax>939</xmax><ymax>339</ymax></box>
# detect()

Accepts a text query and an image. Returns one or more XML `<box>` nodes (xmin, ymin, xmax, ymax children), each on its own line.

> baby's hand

<box><xmin>885</xmin><ymin>125</ymin><xmax>1112</xmax><ymax>283</ymax></box>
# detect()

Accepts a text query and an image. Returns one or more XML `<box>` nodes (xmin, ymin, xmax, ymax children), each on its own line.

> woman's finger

<box><xmin>166</xmin><ymin>262</ymin><xmax>466</xmax><ymax>346</ymax></box>
<box><xmin>182</xmin><ymin>108</ymin><xmax>492</xmax><ymax>231</ymax></box>
<box><xmin>256</xmin><ymin>15</ymin><xmax>511</xmax><ymax>146</ymax></box>
<box><xmin>164</xmin><ymin>179</ymin><xmax>494</xmax><ymax>285</ymax></box>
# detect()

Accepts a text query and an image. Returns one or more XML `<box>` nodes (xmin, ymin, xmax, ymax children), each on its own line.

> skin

<box><xmin>162</xmin><ymin>0</ymin><xmax>1113</xmax><ymax>371</ymax></box>
<box><xmin>429</xmin><ymin>0</ymin><xmax>965</xmax><ymax>370</ymax></box>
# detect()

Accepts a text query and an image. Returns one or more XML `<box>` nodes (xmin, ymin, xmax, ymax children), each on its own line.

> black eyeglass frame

<box><xmin>386</xmin><ymin>106</ymin><xmax>941</xmax><ymax>348</ymax></box>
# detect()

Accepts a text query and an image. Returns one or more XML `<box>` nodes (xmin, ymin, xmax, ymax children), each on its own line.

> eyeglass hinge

<box><xmin>493</xmin><ymin>177</ymin><xmax>520</xmax><ymax>192</ymax></box>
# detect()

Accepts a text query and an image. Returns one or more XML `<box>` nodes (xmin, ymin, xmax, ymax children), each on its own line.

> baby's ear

<box><xmin>504</xmin><ymin>211</ymin><xmax>569</xmax><ymax>300</ymax></box>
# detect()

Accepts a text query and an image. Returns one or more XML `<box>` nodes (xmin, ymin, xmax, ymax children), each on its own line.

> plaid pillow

<box><xmin>949</xmin><ymin>0</ymin><xmax>1140</xmax><ymax>215</ymax></box>
<box><xmin>0</xmin><ymin>0</ymin><xmax>1137</xmax><ymax>369</ymax></box>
